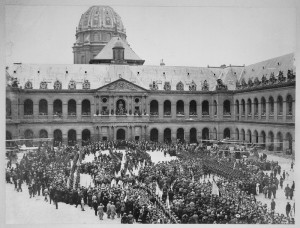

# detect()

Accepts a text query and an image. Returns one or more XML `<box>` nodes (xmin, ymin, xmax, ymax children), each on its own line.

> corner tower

<box><xmin>73</xmin><ymin>6</ymin><xmax>127</xmax><ymax>64</ymax></box>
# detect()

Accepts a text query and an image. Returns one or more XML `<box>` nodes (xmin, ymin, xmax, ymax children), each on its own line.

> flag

<box><xmin>212</xmin><ymin>179</ymin><xmax>220</xmax><ymax>196</ymax></box>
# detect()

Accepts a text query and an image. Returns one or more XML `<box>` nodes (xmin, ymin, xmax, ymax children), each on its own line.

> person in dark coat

<box><xmin>121</xmin><ymin>213</ymin><xmax>128</xmax><ymax>224</ymax></box>
<box><xmin>271</xmin><ymin>199</ymin><xmax>276</xmax><ymax>212</ymax></box>
<box><xmin>286</xmin><ymin>202</ymin><xmax>291</xmax><ymax>217</ymax></box>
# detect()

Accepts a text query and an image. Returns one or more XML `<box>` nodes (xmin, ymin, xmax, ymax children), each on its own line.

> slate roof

<box><xmin>6</xmin><ymin>53</ymin><xmax>295</xmax><ymax>91</ymax></box>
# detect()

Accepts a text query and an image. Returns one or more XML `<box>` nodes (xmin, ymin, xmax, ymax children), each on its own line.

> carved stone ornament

<box><xmin>164</xmin><ymin>81</ymin><xmax>171</xmax><ymax>91</ymax></box>
<box><xmin>189</xmin><ymin>81</ymin><xmax>197</xmax><ymax>91</ymax></box>
<box><xmin>261</xmin><ymin>75</ymin><xmax>267</xmax><ymax>85</ymax></box>
<box><xmin>287</xmin><ymin>69</ymin><xmax>295</xmax><ymax>81</ymax></box>
<box><xmin>215</xmin><ymin>79</ymin><xmax>228</xmax><ymax>91</ymax></box>
<box><xmin>254</xmin><ymin>77</ymin><xmax>260</xmax><ymax>86</ymax></box>
<box><xmin>107</xmin><ymin>81</ymin><xmax>136</xmax><ymax>91</ymax></box>
<box><xmin>241</xmin><ymin>78</ymin><xmax>247</xmax><ymax>88</ymax></box>
<box><xmin>82</xmin><ymin>79</ymin><xmax>90</xmax><ymax>89</ymax></box>
<box><xmin>40</xmin><ymin>81</ymin><xmax>48</xmax><ymax>89</ymax></box>
<box><xmin>53</xmin><ymin>80</ymin><xmax>62</xmax><ymax>90</ymax></box>
<box><xmin>11</xmin><ymin>78</ymin><xmax>19</xmax><ymax>88</ymax></box>
<box><xmin>176</xmin><ymin>81</ymin><xmax>184</xmax><ymax>91</ymax></box>
<box><xmin>25</xmin><ymin>80</ymin><xmax>33</xmax><ymax>89</ymax></box>
<box><xmin>269</xmin><ymin>72</ymin><xmax>276</xmax><ymax>84</ymax></box>
<box><xmin>68</xmin><ymin>80</ymin><xmax>76</xmax><ymax>90</ymax></box>
<box><xmin>248</xmin><ymin>78</ymin><xmax>254</xmax><ymax>87</ymax></box>
<box><xmin>277</xmin><ymin>71</ymin><xmax>286</xmax><ymax>83</ymax></box>
<box><xmin>202</xmin><ymin>80</ymin><xmax>209</xmax><ymax>91</ymax></box>
<box><xmin>236</xmin><ymin>81</ymin><xmax>241</xmax><ymax>89</ymax></box>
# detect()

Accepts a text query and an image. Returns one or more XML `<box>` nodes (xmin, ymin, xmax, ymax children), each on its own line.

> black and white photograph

<box><xmin>3</xmin><ymin>0</ymin><xmax>298</xmax><ymax>225</ymax></box>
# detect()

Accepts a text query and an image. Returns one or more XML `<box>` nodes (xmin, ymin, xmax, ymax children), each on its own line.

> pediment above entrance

<box><xmin>96</xmin><ymin>78</ymin><xmax>148</xmax><ymax>92</ymax></box>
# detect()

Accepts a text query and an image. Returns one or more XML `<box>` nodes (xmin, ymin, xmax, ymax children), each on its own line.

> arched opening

<box><xmin>269</xmin><ymin>96</ymin><xmax>274</xmax><ymax>116</ymax></box>
<box><xmin>213</xmin><ymin>100</ymin><xmax>217</xmax><ymax>115</ymax></box>
<box><xmin>254</xmin><ymin>98</ymin><xmax>258</xmax><ymax>115</ymax></box>
<box><xmin>286</xmin><ymin>133</ymin><xmax>293</xmax><ymax>152</ymax></box>
<box><xmin>235</xmin><ymin>100</ymin><xmax>239</xmax><ymax>115</ymax></box>
<box><xmin>164</xmin><ymin>100</ymin><xmax>171</xmax><ymax>116</ymax></box>
<box><xmin>202</xmin><ymin>100</ymin><xmax>209</xmax><ymax>115</ymax></box>
<box><xmin>261</xmin><ymin>131</ymin><xmax>266</xmax><ymax>148</ymax></box>
<box><xmin>68</xmin><ymin>129</ymin><xmax>77</xmax><ymax>146</ymax></box>
<box><xmin>277</xmin><ymin>132</ymin><xmax>283</xmax><ymax>151</ymax></box>
<box><xmin>6</xmin><ymin>98</ymin><xmax>12</xmax><ymax>117</ymax></box>
<box><xmin>39</xmin><ymin>129</ymin><xmax>48</xmax><ymax>138</ymax></box>
<box><xmin>190</xmin><ymin>128</ymin><xmax>197</xmax><ymax>143</ymax></box>
<box><xmin>261</xmin><ymin>97</ymin><xmax>266</xmax><ymax>115</ymax></box>
<box><xmin>286</xmin><ymin>95</ymin><xmax>293</xmax><ymax>116</ymax></box>
<box><xmin>24</xmin><ymin>129</ymin><xmax>33</xmax><ymax>147</ymax></box>
<box><xmin>68</xmin><ymin>99</ymin><xmax>76</xmax><ymax>116</ymax></box>
<box><xmin>223</xmin><ymin>100</ymin><xmax>231</xmax><ymax>115</ymax></box>
<box><xmin>150</xmin><ymin>128</ymin><xmax>159</xmax><ymax>142</ymax></box>
<box><xmin>176</xmin><ymin>100</ymin><xmax>184</xmax><ymax>115</ymax></box>
<box><xmin>247</xmin><ymin>130</ymin><xmax>252</xmax><ymax>143</ymax></box>
<box><xmin>116</xmin><ymin>99</ymin><xmax>126</xmax><ymax>115</ymax></box>
<box><xmin>82</xmin><ymin>99</ymin><xmax>91</xmax><ymax>115</ymax></box>
<box><xmin>213</xmin><ymin>128</ymin><xmax>217</xmax><ymax>140</ymax></box>
<box><xmin>241</xmin><ymin>99</ymin><xmax>245</xmax><ymax>115</ymax></box>
<box><xmin>177</xmin><ymin>128</ymin><xmax>185</xmax><ymax>143</ymax></box>
<box><xmin>150</xmin><ymin>100</ymin><xmax>159</xmax><ymax>116</ymax></box>
<box><xmin>202</xmin><ymin>128</ymin><xmax>209</xmax><ymax>140</ymax></box>
<box><xmin>189</xmin><ymin>100</ymin><xmax>197</xmax><ymax>116</ymax></box>
<box><xmin>39</xmin><ymin>99</ymin><xmax>48</xmax><ymax>115</ymax></box>
<box><xmin>24</xmin><ymin>99</ymin><xmax>33</xmax><ymax>115</ymax></box>
<box><xmin>6</xmin><ymin>131</ymin><xmax>12</xmax><ymax>147</ymax></box>
<box><xmin>268</xmin><ymin>131</ymin><xmax>274</xmax><ymax>151</ymax></box>
<box><xmin>277</xmin><ymin>96</ymin><xmax>283</xmax><ymax>115</ymax></box>
<box><xmin>116</xmin><ymin>129</ymin><xmax>126</xmax><ymax>140</ymax></box>
<box><xmin>241</xmin><ymin>129</ymin><xmax>245</xmax><ymax>141</ymax></box>
<box><xmin>164</xmin><ymin>128</ymin><xmax>171</xmax><ymax>143</ymax></box>
<box><xmin>82</xmin><ymin>129</ymin><xmax>91</xmax><ymax>146</ymax></box>
<box><xmin>53</xmin><ymin>129</ymin><xmax>62</xmax><ymax>147</ymax></box>
<box><xmin>247</xmin><ymin>98</ymin><xmax>252</xmax><ymax>115</ymax></box>
<box><xmin>223</xmin><ymin>128</ymin><xmax>230</xmax><ymax>139</ymax></box>
<box><xmin>235</xmin><ymin>128</ymin><xmax>239</xmax><ymax>140</ymax></box>
<box><xmin>53</xmin><ymin>99</ymin><xmax>62</xmax><ymax>116</ymax></box>
<box><xmin>254</xmin><ymin>130</ymin><xmax>258</xmax><ymax>144</ymax></box>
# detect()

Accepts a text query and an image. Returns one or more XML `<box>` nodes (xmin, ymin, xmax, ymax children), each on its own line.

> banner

<box><xmin>212</xmin><ymin>179</ymin><xmax>220</xmax><ymax>196</ymax></box>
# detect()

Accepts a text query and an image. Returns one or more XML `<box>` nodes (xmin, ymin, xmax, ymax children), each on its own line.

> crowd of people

<box><xmin>5</xmin><ymin>139</ymin><xmax>295</xmax><ymax>224</ymax></box>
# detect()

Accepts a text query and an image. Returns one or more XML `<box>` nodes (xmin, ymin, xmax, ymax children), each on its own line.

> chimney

<box><xmin>160</xmin><ymin>59</ymin><xmax>165</xmax><ymax>66</ymax></box>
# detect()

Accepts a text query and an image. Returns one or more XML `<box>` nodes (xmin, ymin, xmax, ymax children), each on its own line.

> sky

<box><xmin>4</xmin><ymin>0</ymin><xmax>297</xmax><ymax>67</ymax></box>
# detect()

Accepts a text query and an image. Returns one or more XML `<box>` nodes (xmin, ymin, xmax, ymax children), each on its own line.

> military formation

<box><xmin>5</xmin><ymin>140</ymin><xmax>295</xmax><ymax>224</ymax></box>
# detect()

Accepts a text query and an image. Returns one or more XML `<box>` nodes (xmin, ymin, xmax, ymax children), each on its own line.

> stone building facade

<box><xmin>5</xmin><ymin>5</ymin><xmax>296</xmax><ymax>154</ymax></box>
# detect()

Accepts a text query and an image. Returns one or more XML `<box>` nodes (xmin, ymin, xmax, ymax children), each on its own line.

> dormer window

<box><xmin>113</xmin><ymin>41</ymin><xmax>125</xmax><ymax>63</ymax></box>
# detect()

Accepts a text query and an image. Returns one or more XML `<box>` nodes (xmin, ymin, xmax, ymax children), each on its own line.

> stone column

<box><xmin>171</xmin><ymin>103</ymin><xmax>176</xmax><ymax>119</ymax></box>
<box><xmin>62</xmin><ymin>102</ymin><xmax>68</xmax><ymax>119</ymax></box>
<box><xmin>274</xmin><ymin>100</ymin><xmax>278</xmax><ymax>121</ymax></box>
<box><xmin>184</xmin><ymin>101</ymin><xmax>189</xmax><ymax>118</ymax></box>
<box><xmin>283</xmin><ymin>99</ymin><xmax>287</xmax><ymax>121</ymax></box>
<box><xmin>258</xmin><ymin>99</ymin><xmax>261</xmax><ymax>120</ymax></box>
<box><xmin>266</xmin><ymin>101</ymin><xmax>269</xmax><ymax>121</ymax></box>
<box><xmin>251</xmin><ymin>100</ymin><xmax>255</xmax><ymax>119</ymax></box>
<box><xmin>245</xmin><ymin>101</ymin><xmax>248</xmax><ymax>120</ymax></box>
<box><xmin>197</xmin><ymin>101</ymin><xmax>202</xmax><ymax>119</ymax></box>
<box><xmin>76</xmin><ymin>100</ymin><xmax>81</xmax><ymax>120</ymax></box>
<box><xmin>144</xmin><ymin>125</ymin><xmax>148</xmax><ymax>141</ymax></box>
<box><xmin>33</xmin><ymin>103</ymin><xmax>39</xmax><ymax>117</ymax></box>
<box><xmin>185</xmin><ymin>129</ymin><xmax>190</xmax><ymax>143</ymax></box>
<box><xmin>158</xmin><ymin>101</ymin><xmax>163</xmax><ymax>118</ymax></box>
<box><xmin>171</xmin><ymin>130</ymin><xmax>176</xmax><ymax>142</ymax></box>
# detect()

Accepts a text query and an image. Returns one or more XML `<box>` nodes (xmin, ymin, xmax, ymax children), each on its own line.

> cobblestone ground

<box><xmin>5</xmin><ymin>150</ymin><xmax>294</xmax><ymax>223</ymax></box>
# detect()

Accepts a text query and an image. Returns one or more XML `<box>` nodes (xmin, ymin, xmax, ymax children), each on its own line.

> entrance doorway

<box><xmin>117</xmin><ymin>129</ymin><xmax>126</xmax><ymax>140</ymax></box>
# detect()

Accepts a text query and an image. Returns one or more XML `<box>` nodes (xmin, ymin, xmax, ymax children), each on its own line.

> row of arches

<box><xmin>236</xmin><ymin>95</ymin><xmax>293</xmax><ymax>116</ymax></box>
<box><xmin>148</xmin><ymin>127</ymin><xmax>230</xmax><ymax>143</ymax></box>
<box><xmin>6</xmin><ymin>129</ymin><xmax>92</xmax><ymax>147</ymax></box>
<box><xmin>149</xmin><ymin>99</ymin><xmax>231</xmax><ymax>116</ymax></box>
<box><xmin>20</xmin><ymin>99</ymin><xmax>91</xmax><ymax>116</ymax></box>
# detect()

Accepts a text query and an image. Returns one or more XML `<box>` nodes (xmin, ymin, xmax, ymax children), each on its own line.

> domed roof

<box><xmin>78</xmin><ymin>6</ymin><xmax>125</xmax><ymax>33</ymax></box>
<box><xmin>114</xmin><ymin>41</ymin><xmax>124</xmax><ymax>48</ymax></box>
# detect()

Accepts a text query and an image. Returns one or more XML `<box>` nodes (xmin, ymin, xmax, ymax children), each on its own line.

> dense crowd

<box><xmin>6</xmin><ymin>140</ymin><xmax>295</xmax><ymax>224</ymax></box>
